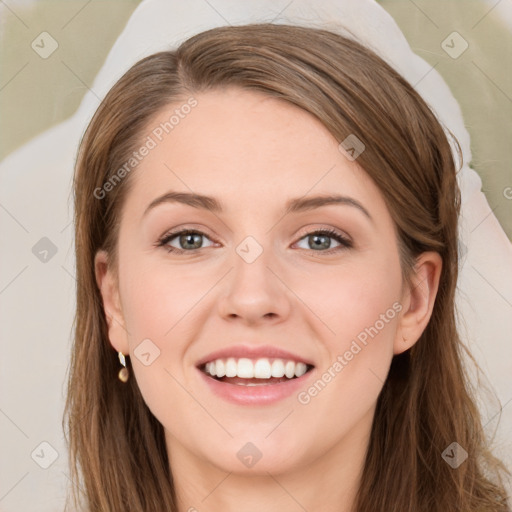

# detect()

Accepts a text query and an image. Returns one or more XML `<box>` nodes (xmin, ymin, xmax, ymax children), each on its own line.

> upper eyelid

<box><xmin>159</xmin><ymin>226</ymin><xmax>351</xmax><ymax>247</ymax></box>
<box><xmin>294</xmin><ymin>226</ymin><xmax>351</xmax><ymax>243</ymax></box>
<box><xmin>160</xmin><ymin>227</ymin><xmax>216</xmax><ymax>243</ymax></box>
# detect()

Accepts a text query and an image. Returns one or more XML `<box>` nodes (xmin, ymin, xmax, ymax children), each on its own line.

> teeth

<box><xmin>285</xmin><ymin>360</ymin><xmax>295</xmax><ymax>378</ymax></box>
<box><xmin>271</xmin><ymin>359</ymin><xmax>285</xmax><ymax>378</ymax></box>
<box><xmin>254</xmin><ymin>358</ymin><xmax>271</xmax><ymax>378</ymax></box>
<box><xmin>205</xmin><ymin>361</ymin><xmax>216</xmax><ymax>376</ymax></box>
<box><xmin>295</xmin><ymin>362</ymin><xmax>307</xmax><ymax>377</ymax></box>
<box><xmin>215</xmin><ymin>359</ymin><xmax>226</xmax><ymax>378</ymax></box>
<box><xmin>237</xmin><ymin>358</ymin><xmax>254</xmax><ymax>378</ymax></box>
<box><xmin>202</xmin><ymin>357</ymin><xmax>310</xmax><ymax>379</ymax></box>
<box><xmin>225</xmin><ymin>357</ymin><xmax>237</xmax><ymax>378</ymax></box>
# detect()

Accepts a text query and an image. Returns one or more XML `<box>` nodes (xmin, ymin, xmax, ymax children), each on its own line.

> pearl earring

<box><xmin>118</xmin><ymin>351</ymin><xmax>129</xmax><ymax>383</ymax></box>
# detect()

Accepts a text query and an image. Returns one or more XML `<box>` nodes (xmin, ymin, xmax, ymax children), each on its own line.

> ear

<box><xmin>94</xmin><ymin>250</ymin><xmax>130</xmax><ymax>354</ymax></box>
<box><xmin>394</xmin><ymin>251</ymin><xmax>442</xmax><ymax>355</ymax></box>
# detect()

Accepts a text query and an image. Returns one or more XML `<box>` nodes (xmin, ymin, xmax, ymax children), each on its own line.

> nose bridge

<box><xmin>216</xmin><ymin>232</ymin><xmax>292</xmax><ymax>323</ymax></box>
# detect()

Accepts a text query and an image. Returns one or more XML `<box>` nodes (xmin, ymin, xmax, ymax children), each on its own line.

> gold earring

<box><xmin>118</xmin><ymin>351</ymin><xmax>129</xmax><ymax>383</ymax></box>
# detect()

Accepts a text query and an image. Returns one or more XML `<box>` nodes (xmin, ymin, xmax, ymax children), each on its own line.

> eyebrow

<box><xmin>143</xmin><ymin>191</ymin><xmax>373</xmax><ymax>222</ymax></box>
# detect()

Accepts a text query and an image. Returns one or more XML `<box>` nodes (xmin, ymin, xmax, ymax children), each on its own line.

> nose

<box><xmin>216</xmin><ymin>243</ymin><xmax>292</xmax><ymax>326</ymax></box>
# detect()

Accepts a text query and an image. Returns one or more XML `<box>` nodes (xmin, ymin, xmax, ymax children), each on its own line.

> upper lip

<box><xmin>196</xmin><ymin>344</ymin><xmax>315</xmax><ymax>368</ymax></box>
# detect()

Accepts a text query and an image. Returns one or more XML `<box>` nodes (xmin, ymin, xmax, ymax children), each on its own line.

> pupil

<box><xmin>310</xmin><ymin>234</ymin><xmax>330</xmax><ymax>250</ymax></box>
<box><xmin>181</xmin><ymin>233</ymin><xmax>202</xmax><ymax>249</ymax></box>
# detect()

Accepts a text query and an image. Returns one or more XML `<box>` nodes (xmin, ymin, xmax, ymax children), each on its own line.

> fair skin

<box><xmin>95</xmin><ymin>88</ymin><xmax>442</xmax><ymax>512</ymax></box>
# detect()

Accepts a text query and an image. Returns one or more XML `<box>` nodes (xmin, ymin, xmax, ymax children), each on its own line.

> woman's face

<box><xmin>96</xmin><ymin>87</ymin><xmax>423</xmax><ymax>476</ymax></box>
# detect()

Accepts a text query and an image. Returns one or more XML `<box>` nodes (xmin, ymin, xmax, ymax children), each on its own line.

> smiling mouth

<box><xmin>199</xmin><ymin>357</ymin><xmax>315</xmax><ymax>386</ymax></box>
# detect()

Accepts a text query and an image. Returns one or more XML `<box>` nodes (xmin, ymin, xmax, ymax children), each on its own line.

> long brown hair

<box><xmin>64</xmin><ymin>23</ymin><xmax>510</xmax><ymax>511</ymax></box>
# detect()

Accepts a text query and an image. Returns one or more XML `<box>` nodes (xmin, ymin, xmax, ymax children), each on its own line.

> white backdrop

<box><xmin>1</xmin><ymin>0</ymin><xmax>511</xmax><ymax>509</ymax></box>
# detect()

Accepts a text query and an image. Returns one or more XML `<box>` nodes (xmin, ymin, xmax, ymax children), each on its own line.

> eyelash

<box><xmin>155</xmin><ymin>228</ymin><xmax>352</xmax><ymax>255</ymax></box>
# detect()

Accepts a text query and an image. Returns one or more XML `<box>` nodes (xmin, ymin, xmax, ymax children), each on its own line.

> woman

<box><xmin>64</xmin><ymin>23</ymin><xmax>510</xmax><ymax>511</ymax></box>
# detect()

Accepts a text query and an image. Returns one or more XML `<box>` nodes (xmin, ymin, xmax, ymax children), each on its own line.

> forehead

<box><xmin>123</xmin><ymin>87</ymin><xmax>386</xmax><ymax>220</ymax></box>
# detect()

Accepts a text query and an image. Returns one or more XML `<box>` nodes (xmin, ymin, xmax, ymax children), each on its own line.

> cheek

<box><xmin>116</xmin><ymin>255</ymin><xmax>194</xmax><ymax>402</ymax></box>
<box><xmin>293</xmin><ymin>252</ymin><xmax>401</xmax><ymax>412</ymax></box>
<box><xmin>294</xmin><ymin>249</ymin><xmax>402</xmax><ymax>347</ymax></box>
<box><xmin>335</xmin><ymin>266</ymin><xmax>401</xmax><ymax>351</ymax></box>
<box><xmin>118</xmin><ymin>262</ymin><xmax>199</xmax><ymax>430</ymax></box>
<box><xmin>119</xmin><ymin>255</ymin><xmax>207</xmax><ymax>340</ymax></box>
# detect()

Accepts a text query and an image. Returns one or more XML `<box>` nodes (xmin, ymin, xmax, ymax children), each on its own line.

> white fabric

<box><xmin>1</xmin><ymin>1</ymin><xmax>510</xmax><ymax>509</ymax></box>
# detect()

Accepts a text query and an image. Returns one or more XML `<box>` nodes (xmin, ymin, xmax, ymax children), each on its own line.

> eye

<box><xmin>156</xmin><ymin>227</ymin><xmax>352</xmax><ymax>255</ymax></box>
<box><xmin>293</xmin><ymin>229</ymin><xmax>352</xmax><ymax>254</ymax></box>
<box><xmin>156</xmin><ymin>229</ymin><xmax>216</xmax><ymax>253</ymax></box>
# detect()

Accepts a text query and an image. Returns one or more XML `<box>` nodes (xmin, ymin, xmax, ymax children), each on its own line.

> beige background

<box><xmin>0</xmin><ymin>0</ymin><xmax>511</xmax><ymax>240</ymax></box>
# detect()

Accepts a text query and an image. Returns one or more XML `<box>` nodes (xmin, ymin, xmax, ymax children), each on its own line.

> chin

<box><xmin>200</xmin><ymin>431</ymin><xmax>308</xmax><ymax>476</ymax></box>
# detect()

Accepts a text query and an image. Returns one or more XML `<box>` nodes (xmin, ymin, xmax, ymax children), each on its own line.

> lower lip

<box><xmin>197</xmin><ymin>367</ymin><xmax>315</xmax><ymax>405</ymax></box>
